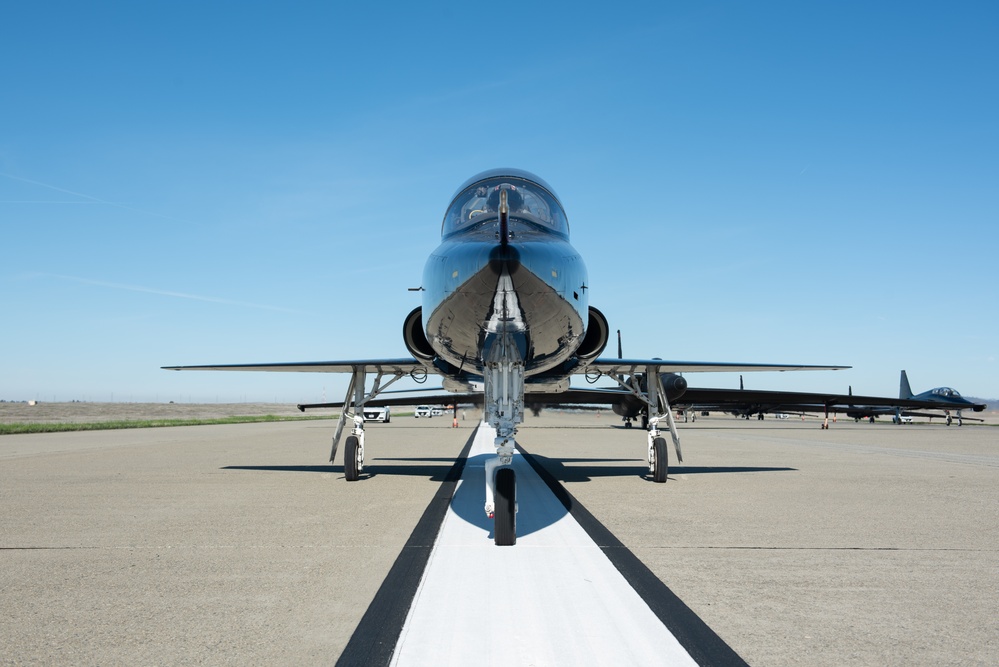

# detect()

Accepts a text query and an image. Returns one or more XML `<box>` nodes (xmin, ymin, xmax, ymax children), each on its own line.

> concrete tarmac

<box><xmin>520</xmin><ymin>414</ymin><xmax>999</xmax><ymax>666</ymax></box>
<box><xmin>2</xmin><ymin>412</ymin><xmax>997</xmax><ymax>665</ymax></box>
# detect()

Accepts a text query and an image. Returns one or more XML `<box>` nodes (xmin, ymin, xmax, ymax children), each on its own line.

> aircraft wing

<box><xmin>298</xmin><ymin>388</ymin><xmax>625</xmax><ymax>411</ymax></box>
<box><xmin>297</xmin><ymin>390</ymin><xmax>615</xmax><ymax>411</ymax></box>
<box><xmin>527</xmin><ymin>386</ymin><xmax>967</xmax><ymax>413</ymax></box>
<box><xmin>166</xmin><ymin>358</ymin><xmax>848</xmax><ymax>375</ymax></box>
<box><xmin>580</xmin><ymin>359</ymin><xmax>850</xmax><ymax>375</ymax></box>
<box><xmin>676</xmin><ymin>389</ymin><xmax>941</xmax><ymax>409</ymax></box>
<box><xmin>163</xmin><ymin>358</ymin><xmax>425</xmax><ymax>374</ymax></box>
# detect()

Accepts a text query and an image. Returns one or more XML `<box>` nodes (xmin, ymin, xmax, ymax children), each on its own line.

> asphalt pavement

<box><xmin>2</xmin><ymin>412</ymin><xmax>996</xmax><ymax>665</ymax></box>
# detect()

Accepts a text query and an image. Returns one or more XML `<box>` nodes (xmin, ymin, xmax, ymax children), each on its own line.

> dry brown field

<box><xmin>0</xmin><ymin>401</ymin><xmax>311</xmax><ymax>424</ymax></box>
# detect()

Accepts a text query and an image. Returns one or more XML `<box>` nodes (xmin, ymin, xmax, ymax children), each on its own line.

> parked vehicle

<box><xmin>362</xmin><ymin>406</ymin><xmax>391</xmax><ymax>423</ymax></box>
<box><xmin>414</xmin><ymin>405</ymin><xmax>432</xmax><ymax>418</ymax></box>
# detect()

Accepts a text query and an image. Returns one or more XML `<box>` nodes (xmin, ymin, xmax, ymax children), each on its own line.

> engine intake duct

<box><xmin>576</xmin><ymin>306</ymin><xmax>609</xmax><ymax>363</ymax></box>
<box><xmin>403</xmin><ymin>307</ymin><xmax>435</xmax><ymax>362</ymax></box>
<box><xmin>660</xmin><ymin>373</ymin><xmax>688</xmax><ymax>402</ymax></box>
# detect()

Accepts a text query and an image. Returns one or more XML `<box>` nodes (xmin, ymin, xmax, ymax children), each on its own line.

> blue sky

<box><xmin>2</xmin><ymin>1</ymin><xmax>997</xmax><ymax>404</ymax></box>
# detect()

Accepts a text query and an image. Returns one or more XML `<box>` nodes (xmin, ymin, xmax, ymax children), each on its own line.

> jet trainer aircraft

<box><xmin>549</xmin><ymin>361</ymin><xmax>986</xmax><ymax>428</ymax></box>
<box><xmin>165</xmin><ymin>168</ymin><xmax>846</xmax><ymax>545</ymax></box>
<box><xmin>841</xmin><ymin>370</ymin><xmax>986</xmax><ymax>425</ymax></box>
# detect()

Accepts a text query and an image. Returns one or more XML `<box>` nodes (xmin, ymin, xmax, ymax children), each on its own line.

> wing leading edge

<box><xmin>581</xmin><ymin>359</ymin><xmax>849</xmax><ymax>375</ymax></box>
<box><xmin>162</xmin><ymin>359</ymin><xmax>425</xmax><ymax>375</ymax></box>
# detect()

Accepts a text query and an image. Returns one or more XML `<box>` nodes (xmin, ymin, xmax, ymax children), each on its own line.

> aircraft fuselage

<box><xmin>421</xmin><ymin>170</ymin><xmax>590</xmax><ymax>379</ymax></box>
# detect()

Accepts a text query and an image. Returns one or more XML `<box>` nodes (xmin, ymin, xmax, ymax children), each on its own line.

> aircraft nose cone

<box><xmin>488</xmin><ymin>244</ymin><xmax>521</xmax><ymax>275</ymax></box>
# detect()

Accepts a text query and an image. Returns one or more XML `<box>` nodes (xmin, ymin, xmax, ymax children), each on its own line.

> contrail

<box><xmin>0</xmin><ymin>172</ymin><xmax>196</xmax><ymax>224</ymax></box>
<box><xmin>28</xmin><ymin>273</ymin><xmax>302</xmax><ymax>314</ymax></box>
<box><xmin>0</xmin><ymin>172</ymin><xmax>111</xmax><ymax>202</ymax></box>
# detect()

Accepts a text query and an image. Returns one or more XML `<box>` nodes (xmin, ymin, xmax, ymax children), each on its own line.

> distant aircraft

<box><xmin>165</xmin><ymin>168</ymin><xmax>845</xmax><ymax>545</ymax></box>
<box><xmin>505</xmin><ymin>333</ymin><xmax>937</xmax><ymax>430</ymax></box>
<box><xmin>510</xmin><ymin>371</ymin><xmax>968</xmax><ymax>429</ymax></box>
<box><xmin>842</xmin><ymin>370</ymin><xmax>986</xmax><ymax>425</ymax></box>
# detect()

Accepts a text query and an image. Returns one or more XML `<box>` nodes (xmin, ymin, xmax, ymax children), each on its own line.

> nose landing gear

<box><xmin>493</xmin><ymin>467</ymin><xmax>517</xmax><ymax>546</ymax></box>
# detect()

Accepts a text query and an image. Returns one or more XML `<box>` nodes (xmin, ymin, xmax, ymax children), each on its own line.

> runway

<box><xmin>2</xmin><ymin>411</ymin><xmax>997</xmax><ymax>665</ymax></box>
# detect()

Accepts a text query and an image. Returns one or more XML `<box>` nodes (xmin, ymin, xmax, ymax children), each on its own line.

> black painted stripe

<box><xmin>335</xmin><ymin>429</ymin><xmax>477</xmax><ymax>667</ymax></box>
<box><xmin>517</xmin><ymin>444</ymin><xmax>750</xmax><ymax>667</ymax></box>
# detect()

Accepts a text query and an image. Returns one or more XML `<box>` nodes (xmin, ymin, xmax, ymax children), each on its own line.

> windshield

<box><xmin>442</xmin><ymin>174</ymin><xmax>568</xmax><ymax>237</ymax></box>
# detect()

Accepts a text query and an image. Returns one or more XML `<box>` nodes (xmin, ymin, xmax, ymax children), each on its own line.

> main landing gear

<box><xmin>646</xmin><ymin>408</ymin><xmax>681</xmax><ymax>484</ymax></box>
<box><xmin>328</xmin><ymin>365</ymin><xmax>409</xmax><ymax>482</ymax></box>
<box><xmin>344</xmin><ymin>434</ymin><xmax>363</xmax><ymax>482</ymax></box>
<box><xmin>331</xmin><ymin>408</ymin><xmax>367</xmax><ymax>482</ymax></box>
<box><xmin>648</xmin><ymin>393</ymin><xmax>682</xmax><ymax>482</ymax></box>
<box><xmin>603</xmin><ymin>366</ymin><xmax>683</xmax><ymax>484</ymax></box>
<box><xmin>650</xmin><ymin>436</ymin><xmax>668</xmax><ymax>483</ymax></box>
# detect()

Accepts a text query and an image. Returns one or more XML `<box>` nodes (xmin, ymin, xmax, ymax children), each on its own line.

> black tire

<box><xmin>641</xmin><ymin>415</ymin><xmax>649</xmax><ymax>430</ymax></box>
<box><xmin>494</xmin><ymin>468</ymin><xmax>516</xmax><ymax>546</ymax></box>
<box><xmin>651</xmin><ymin>437</ymin><xmax>668</xmax><ymax>483</ymax></box>
<box><xmin>344</xmin><ymin>435</ymin><xmax>361</xmax><ymax>481</ymax></box>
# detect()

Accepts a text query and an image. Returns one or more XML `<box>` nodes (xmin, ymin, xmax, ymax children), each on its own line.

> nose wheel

<box><xmin>494</xmin><ymin>467</ymin><xmax>517</xmax><ymax>546</ymax></box>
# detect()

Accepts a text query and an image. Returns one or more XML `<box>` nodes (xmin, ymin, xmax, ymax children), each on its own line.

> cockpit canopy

<box><xmin>442</xmin><ymin>168</ymin><xmax>568</xmax><ymax>238</ymax></box>
<box><xmin>932</xmin><ymin>387</ymin><xmax>961</xmax><ymax>398</ymax></box>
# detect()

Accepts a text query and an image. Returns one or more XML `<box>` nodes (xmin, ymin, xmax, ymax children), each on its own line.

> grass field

<box><xmin>0</xmin><ymin>414</ymin><xmax>335</xmax><ymax>435</ymax></box>
<box><xmin>0</xmin><ymin>401</ymin><xmax>340</xmax><ymax>435</ymax></box>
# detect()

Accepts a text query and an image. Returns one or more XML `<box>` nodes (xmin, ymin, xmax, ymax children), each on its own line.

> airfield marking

<box><xmin>344</xmin><ymin>423</ymin><xmax>741</xmax><ymax>667</ymax></box>
<box><xmin>517</xmin><ymin>443</ymin><xmax>750</xmax><ymax>666</ymax></box>
<box><xmin>337</xmin><ymin>423</ymin><xmax>748</xmax><ymax>666</ymax></box>
<box><xmin>335</xmin><ymin>431</ymin><xmax>476</xmax><ymax>666</ymax></box>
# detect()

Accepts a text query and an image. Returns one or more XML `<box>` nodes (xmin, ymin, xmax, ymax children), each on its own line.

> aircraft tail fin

<box><xmin>899</xmin><ymin>370</ymin><xmax>914</xmax><ymax>400</ymax></box>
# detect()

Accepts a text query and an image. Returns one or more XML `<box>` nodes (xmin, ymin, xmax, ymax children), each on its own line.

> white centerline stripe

<box><xmin>391</xmin><ymin>423</ymin><xmax>697</xmax><ymax>667</ymax></box>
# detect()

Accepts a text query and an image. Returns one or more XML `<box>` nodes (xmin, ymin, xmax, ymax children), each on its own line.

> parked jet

<box><xmin>550</xmin><ymin>368</ymin><xmax>984</xmax><ymax>428</ymax></box>
<box><xmin>481</xmin><ymin>333</ymin><xmax>935</xmax><ymax>430</ymax></box>
<box><xmin>843</xmin><ymin>370</ymin><xmax>986</xmax><ymax>425</ymax></box>
<box><xmin>477</xmin><ymin>371</ymin><xmax>959</xmax><ymax>429</ymax></box>
<box><xmin>165</xmin><ymin>168</ymin><xmax>846</xmax><ymax>545</ymax></box>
